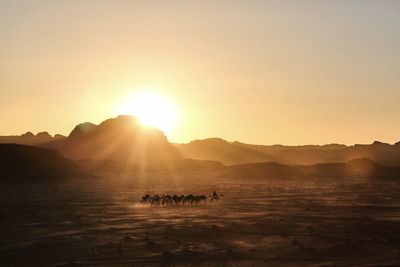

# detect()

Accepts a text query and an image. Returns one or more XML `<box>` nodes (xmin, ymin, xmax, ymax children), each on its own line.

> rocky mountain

<box><xmin>68</xmin><ymin>122</ymin><xmax>97</xmax><ymax>138</ymax></box>
<box><xmin>2</xmin><ymin>117</ymin><xmax>400</xmax><ymax>174</ymax></box>
<box><xmin>175</xmin><ymin>138</ymin><xmax>400</xmax><ymax>166</ymax></box>
<box><xmin>0</xmin><ymin>132</ymin><xmax>65</xmax><ymax>146</ymax></box>
<box><xmin>0</xmin><ymin>144</ymin><xmax>88</xmax><ymax>180</ymax></box>
<box><xmin>177</xmin><ymin>138</ymin><xmax>276</xmax><ymax>165</ymax></box>
<box><xmin>43</xmin><ymin>115</ymin><xmax>184</xmax><ymax>171</ymax></box>
<box><xmin>215</xmin><ymin>158</ymin><xmax>400</xmax><ymax>182</ymax></box>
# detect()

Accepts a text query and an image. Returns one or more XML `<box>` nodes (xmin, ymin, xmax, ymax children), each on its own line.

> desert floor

<box><xmin>1</xmin><ymin>181</ymin><xmax>400</xmax><ymax>266</ymax></box>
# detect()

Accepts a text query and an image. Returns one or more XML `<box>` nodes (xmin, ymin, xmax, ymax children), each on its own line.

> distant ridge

<box><xmin>176</xmin><ymin>138</ymin><xmax>400</xmax><ymax>166</ymax></box>
<box><xmin>0</xmin><ymin>143</ymin><xmax>398</xmax><ymax>182</ymax></box>
<box><xmin>0</xmin><ymin>131</ymin><xmax>64</xmax><ymax>146</ymax></box>
<box><xmin>177</xmin><ymin>138</ymin><xmax>276</xmax><ymax>165</ymax></box>
<box><xmin>215</xmin><ymin>158</ymin><xmax>400</xmax><ymax>182</ymax></box>
<box><xmin>2</xmin><ymin>117</ymin><xmax>400</xmax><ymax>168</ymax></box>
<box><xmin>0</xmin><ymin>144</ymin><xmax>88</xmax><ymax>180</ymax></box>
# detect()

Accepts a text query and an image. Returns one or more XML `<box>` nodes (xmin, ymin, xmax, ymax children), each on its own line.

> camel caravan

<box><xmin>139</xmin><ymin>190</ymin><xmax>221</xmax><ymax>206</ymax></box>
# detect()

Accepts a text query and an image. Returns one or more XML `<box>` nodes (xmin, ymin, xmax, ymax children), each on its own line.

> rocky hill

<box><xmin>0</xmin><ymin>144</ymin><xmax>88</xmax><ymax>181</ymax></box>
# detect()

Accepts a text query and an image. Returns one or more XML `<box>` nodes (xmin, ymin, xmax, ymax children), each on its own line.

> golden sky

<box><xmin>1</xmin><ymin>1</ymin><xmax>400</xmax><ymax>145</ymax></box>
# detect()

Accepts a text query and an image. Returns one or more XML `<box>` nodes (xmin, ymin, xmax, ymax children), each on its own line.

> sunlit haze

<box><xmin>1</xmin><ymin>1</ymin><xmax>400</xmax><ymax>144</ymax></box>
<box><xmin>2</xmin><ymin>2</ymin><xmax>400</xmax><ymax>266</ymax></box>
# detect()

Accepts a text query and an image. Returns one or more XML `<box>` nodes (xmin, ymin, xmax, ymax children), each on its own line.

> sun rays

<box><xmin>76</xmin><ymin>114</ymin><xmax>183</xmax><ymax>187</ymax></box>
<box><xmin>115</xmin><ymin>91</ymin><xmax>178</xmax><ymax>136</ymax></box>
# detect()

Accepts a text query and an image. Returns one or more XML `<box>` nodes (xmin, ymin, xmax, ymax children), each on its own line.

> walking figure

<box><xmin>210</xmin><ymin>190</ymin><xmax>220</xmax><ymax>203</ymax></box>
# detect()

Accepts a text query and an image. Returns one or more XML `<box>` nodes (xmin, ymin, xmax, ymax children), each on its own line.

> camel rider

<box><xmin>213</xmin><ymin>190</ymin><xmax>218</xmax><ymax>198</ymax></box>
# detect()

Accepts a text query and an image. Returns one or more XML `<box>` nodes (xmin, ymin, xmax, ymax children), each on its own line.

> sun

<box><xmin>115</xmin><ymin>91</ymin><xmax>177</xmax><ymax>134</ymax></box>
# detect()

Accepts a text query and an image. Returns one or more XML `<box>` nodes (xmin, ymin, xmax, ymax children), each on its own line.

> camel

<box><xmin>140</xmin><ymin>194</ymin><xmax>151</xmax><ymax>205</ymax></box>
<box><xmin>139</xmin><ymin>192</ymin><xmax>218</xmax><ymax>206</ymax></box>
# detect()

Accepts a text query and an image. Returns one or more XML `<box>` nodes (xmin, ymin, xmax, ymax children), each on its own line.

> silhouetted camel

<box><xmin>139</xmin><ymin>193</ymin><xmax>215</xmax><ymax>206</ymax></box>
<box><xmin>140</xmin><ymin>194</ymin><xmax>151</xmax><ymax>204</ymax></box>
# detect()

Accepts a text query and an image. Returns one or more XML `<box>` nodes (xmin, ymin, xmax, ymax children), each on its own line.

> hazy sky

<box><xmin>1</xmin><ymin>0</ymin><xmax>399</xmax><ymax>145</ymax></box>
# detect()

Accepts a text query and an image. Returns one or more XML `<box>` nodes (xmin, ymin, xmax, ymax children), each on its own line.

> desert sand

<box><xmin>1</xmin><ymin>181</ymin><xmax>400</xmax><ymax>266</ymax></box>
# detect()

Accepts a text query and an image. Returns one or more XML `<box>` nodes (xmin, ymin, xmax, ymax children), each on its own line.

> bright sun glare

<box><xmin>116</xmin><ymin>92</ymin><xmax>177</xmax><ymax>134</ymax></box>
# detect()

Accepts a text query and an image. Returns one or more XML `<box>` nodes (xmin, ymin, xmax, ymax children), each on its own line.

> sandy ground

<box><xmin>1</xmin><ymin>181</ymin><xmax>400</xmax><ymax>266</ymax></box>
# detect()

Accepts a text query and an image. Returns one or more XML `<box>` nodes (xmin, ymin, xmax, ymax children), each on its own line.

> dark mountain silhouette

<box><xmin>0</xmin><ymin>116</ymin><xmax>222</xmax><ymax>175</ymax></box>
<box><xmin>215</xmin><ymin>158</ymin><xmax>400</xmax><ymax>182</ymax></box>
<box><xmin>175</xmin><ymin>138</ymin><xmax>400</xmax><ymax>166</ymax></box>
<box><xmin>69</xmin><ymin>122</ymin><xmax>97</xmax><ymax>138</ymax></box>
<box><xmin>0</xmin><ymin>131</ymin><xmax>65</xmax><ymax>146</ymax></box>
<box><xmin>0</xmin><ymin>144</ymin><xmax>88</xmax><ymax>181</ymax></box>
<box><xmin>176</xmin><ymin>138</ymin><xmax>277</xmax><ymax>165</ymax></box>
<box><xmin>2</xmin><ymin>117</ymin><xmax>400</xmax><ymax>174</ymax></box>
<box><xmin>21</xmin><ymin>131</ymin><xmax>35</xmax><ymax>138</ymax></box>
<box><xmin>0</xmin><ymin>138</ymin><xmax>398</xmax><ymax>182</ymax></box>
<box><xmin>43</xmin><ymin>115</ymin><xmax>187</xmax><ymax>172</ymax></box>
